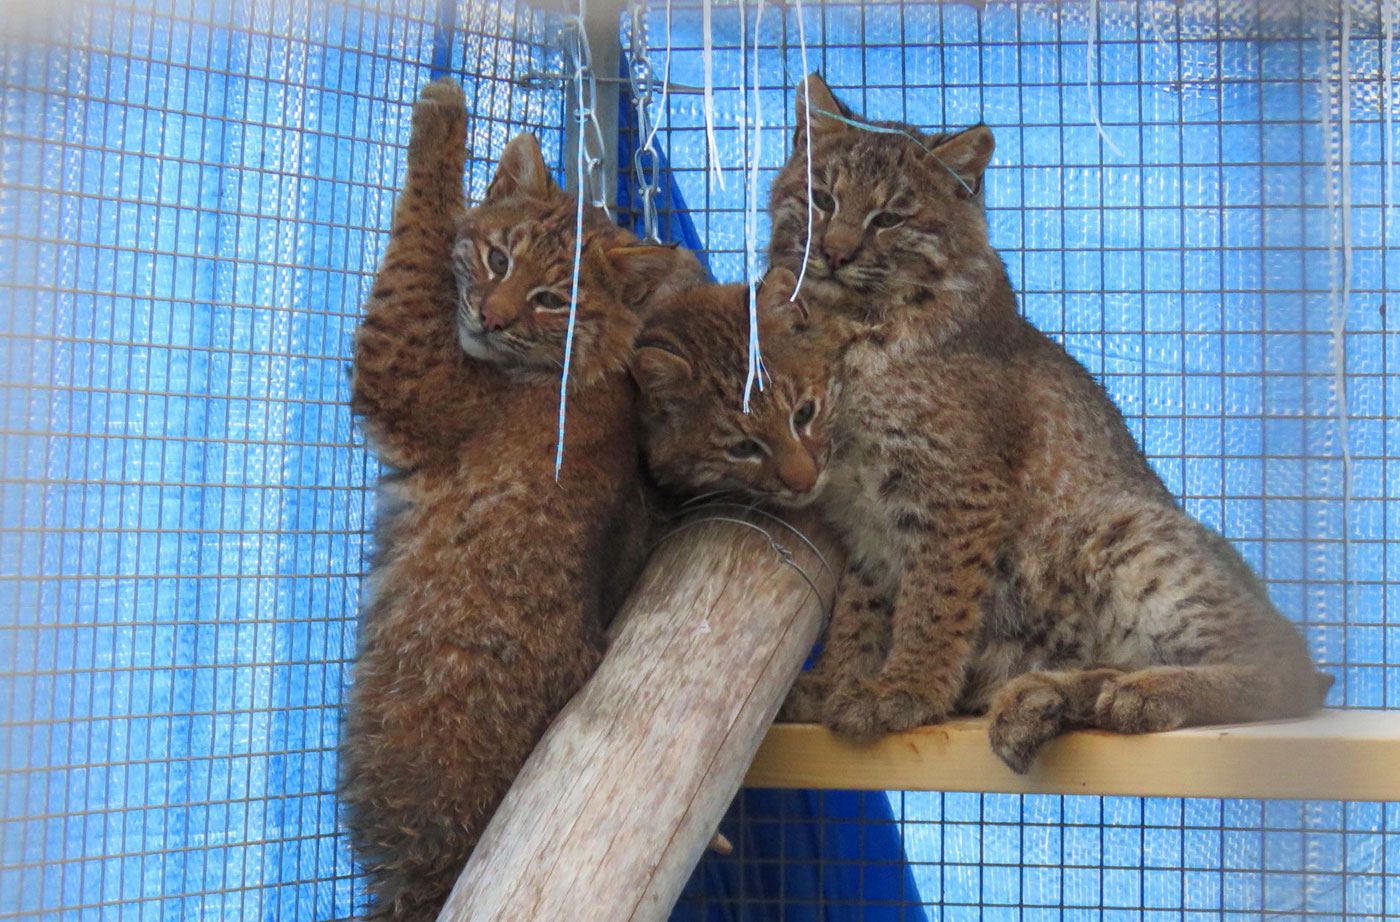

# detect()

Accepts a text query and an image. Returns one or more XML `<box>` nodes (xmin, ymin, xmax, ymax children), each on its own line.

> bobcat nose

<box><xmin>776</xmin><ymin>452</ymin><xmax>818</xmax><ymax>495</ymax></box>
<box><xmin>480</xmin><ymin>309</ymin><xmax>508</xmax><ymax>332</ymax></box>
<box><xmin>822</xmin><ymin>238</ymin><xmax>859</xmax><ymax>270</ymax></box>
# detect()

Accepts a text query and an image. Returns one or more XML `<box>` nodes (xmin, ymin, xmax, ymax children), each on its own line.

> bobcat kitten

<box><xmin>632</xmin><ymin>267</ymin><xmax>839</xmax><ymax>507</ymax></box>
<box><xmin>758</xmin><ymin>74</ymin><xmax>1325</xmax><ymax>772</ymax></box>
<box><xmin>341</xmin><ymin>79</ymin><xmax>691</xmax><ymax>921</ymax></box>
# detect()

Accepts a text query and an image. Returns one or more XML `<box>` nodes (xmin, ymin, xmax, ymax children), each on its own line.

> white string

<box><xmin>791</xmin><ymin>0</ymin><xmax>814</xmax><ymax>295</ymax></box>
<box><xmin>628</xmin><ymin>0</ymin><xmax>662</xmax><ymax>242</ymax></box>
<box><xmin>1332</xmin><ymin>0</ymin><xmax>1354</xmax><ymax>593</ymax></box>
<box><xmin>1385</xmin><ymin>0</ymin><xmax>1395</xmax><ymax>236</ymax></box>
<box><xmin>701</xmin><ymin>0</ymin><xmax>725</xmax><ymax>190</ymax></box>
<box><xmin>1085</xmin><ymin>0</ymin><xmax>1125</xmax><ymax>159</ymax></box>
<box><xmin>1316</xmin><ymin>9</ymin><xmax>1352</xmax><ymax>665</ymax></box>
<box><xmin>555</xmin><ymin>13</ymin><xmax>591</xmax><ymax>479</ymax></box>
<box><xmin>642</xmin><ymin>0</ymin><xmax>673</xmax><ymax>154</ymax></box>
<box><xmin>742</xmin><ymin>0</ymin><xmax>766</xmax><ymax>410</ymax></box>
<box><xmin>810</xmin><ymin>107</ymin><xmax>976</xmax><ymax>197</ymax></box>
<box><xmin>738</xmin><ymin>0</ymin><xmax>747</xmax><ymax>197</ymax></box>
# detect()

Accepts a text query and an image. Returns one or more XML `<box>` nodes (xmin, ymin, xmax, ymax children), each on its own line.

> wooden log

<box><xmin>434</xmin><ymin>508</ymin><xmax>839</xmax><ymax>922</ymax></box>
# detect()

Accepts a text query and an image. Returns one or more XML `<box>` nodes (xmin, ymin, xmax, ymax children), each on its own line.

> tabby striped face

<box><xmin>454</xmin><ymin>203</ymin><xmax>574</xmax><ymax>366</ymax></box>
<box><xmin>767</xmin><ymin>74</ymin><xmax>997</xmax><ymax>312</ymax></box>
<box><xmin>632</xmin><ymin>272</ymin><xmax>840</xmax><ymax>509</ymax></box>
<box><xmin>452</xmin><ymin>133</ymin><xmax>689</xmax><ymax>377</ymax></box>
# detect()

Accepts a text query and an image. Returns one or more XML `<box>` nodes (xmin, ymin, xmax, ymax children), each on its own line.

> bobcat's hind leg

<box><xmin>987</xmin><ymin>668</ymin><xmax>1123</xmax><ymax>773</ymax></box>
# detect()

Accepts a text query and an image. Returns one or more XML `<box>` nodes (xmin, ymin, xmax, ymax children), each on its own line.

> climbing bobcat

<box><xmin>340</xmin><ymin>78</ymin><xmax>697</xmax><ymax>921</ymax></box>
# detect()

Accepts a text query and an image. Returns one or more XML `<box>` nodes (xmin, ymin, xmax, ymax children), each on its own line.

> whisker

<box><xmin>680</xmin><ymin>489</ymin><xmax>748</xmax><ymax>508</ymax></box>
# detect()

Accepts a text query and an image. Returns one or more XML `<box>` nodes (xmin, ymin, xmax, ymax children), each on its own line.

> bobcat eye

<box><xmin>811</xmin><ymin>189</ymin><xmax>836</xmax><ymax>212</ymax></box>
<box><xmin>792</xmin><ymin>401</ymin><xmax>817</xmax><ymax>428</ymax></box>
<box><xmin>871</xmin><ymin>212</ymin><xmax>904</xmax><ymax>229</ymax></box>
<box><xmin>534</xmin><ymin>291</ymin><xmax>569</xmax><ymax>312</ymax></box>
<box><xmin>486</xmin><ymin>246</ymin><xmax>510</xmax><ymax>276</ymax></box>
<box><xmin>728</xmin><ymin>439</ymin><xmax>765</xmax><ymax>460</ymax></box>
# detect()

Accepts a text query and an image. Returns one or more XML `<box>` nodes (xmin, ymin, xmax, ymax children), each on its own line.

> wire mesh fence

<box><xmin>0</xmin><ymin>1</ymin><xmax>565</xmax><ymax>918</ymax></box>
<box><xmin>0</xmin><ymin>0</ymin><xmax>1396</xmax><ymax>919</ymax></box>
<box><xmin>618</xmin><ymin>0</ymin><xmax>1399</xmax><ymax>918</ymax></box>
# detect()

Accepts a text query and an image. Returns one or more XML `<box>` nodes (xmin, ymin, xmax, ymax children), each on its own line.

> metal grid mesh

<box><xmin>621</xmin><ymin>0</ymin><xmax>1394</xmax><ymax>702</ymax></box>
<box><xmin>615</xmin><ymin>0</ymin><xmax>1400</xmax><ymax>918</ymax></box>
<box><xmin>1</xmin><ymin>0</ymin><xmax>1398</xmax><ymax>919</ymax></box>
<box><xmin>0</xmin><ymin>2</ymin><xmax>565</xmax><ymax>918</ymax></box>
<box><xmin>687</xmin><ymin>791</ymin><xmax>1400</xmax><ymax>920</ymax></box>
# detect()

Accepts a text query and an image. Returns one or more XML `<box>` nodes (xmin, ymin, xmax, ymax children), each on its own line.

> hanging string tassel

<box><xmin>1086</xmin><ymin>0</ymin><xmax>1124</xmax><ymax>159</ymax></box>
<box><xmin>743</xmin><ymin>0</ymin><xmax>767</xmax><ymax>411</ymax></box>
<box><xmin>702</xmin><ymin>0</ymin><xmax>726</xmax><ymax>191</ymax></box>
<box><xmin>791</xmin><ymin>0</ymin><xmax>815</xmax><ymax>295</ymax></box>
<box><xmin>1385</xmin><ymin>0</ymin><xmax>1395</xmax><ymax>237</ymax></box>
<box><xmin>555</xmin><ymin>11</ymin><xmax>592</xmax><ymax>479</ymax></box>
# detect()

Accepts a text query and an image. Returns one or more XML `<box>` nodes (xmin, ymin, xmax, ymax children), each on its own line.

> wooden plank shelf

<box><xmin>747</xmin><ymin>710</ymin><xmax>1400</xmax><ymax>801</ymax></box>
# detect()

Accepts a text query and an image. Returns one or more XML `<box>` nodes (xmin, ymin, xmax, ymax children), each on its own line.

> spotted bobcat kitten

<box><xmin>341</xmin><ymin>79</ymin><xmax>691</xmax><ymax>922</ymax></box>
<box><xmin>765</xmin><ymin>74</ymin><xmax>1329</xmax><ymax>771</ymax></box>
<box><xmin>632</xmin><ymin>267</ymin><xmax>839</xmax><ymax>507</ymax></box>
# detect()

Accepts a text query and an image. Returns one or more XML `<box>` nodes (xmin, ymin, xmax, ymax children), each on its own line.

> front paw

<box><xmin>823</xmin><ymin>679</ymin><xmax>947</xmax><ymax>738</ymax></box>
<box><xmin>987</xmin><ymin>675</ymin><xmax>1068</xmax><ymax>774</ymax></box>
<box><xmin>822</xmin><ymin>677</ymin><xmax>883</xmax><ymax>738</ymax></box>
<box><xmin>873</xmin><ymin>684</ymin><xmax>947</xmax><ymax>733</ymax></box>
<box><xmin>419</xmin><ymin>76</ymin><xmax>466</xmax><ymax>109</ymax></box>
<box><xmin>409</xmin><ymin>78</ymin><xmax>467</xmax><ymax>158</ymax></box>
<box><xmin>1094</xmin><ymin>673</ymin><xmax>1187</xmax><ymax>734</ymax></box>
<box><xmin>778</xmin><ymin>671</ymin><xmax>829</xmax><ymax>722</ymax></box>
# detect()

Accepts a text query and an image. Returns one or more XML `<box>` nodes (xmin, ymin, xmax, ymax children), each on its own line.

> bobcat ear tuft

<box><xmin>794</xmin><ymin>73</ymin><xmax>849</xmax><ymax>145</ymax></box>
<box><xmin>487</xmin><ymin>133</ymin><xmax>562</xmax><ymax>202</ymax></box>
<box><xmin>631</xmin><ymin>343</ymin><xmax>693</xmax><ymax>394</ymax></box>
<box><xmin>756</xmin><ymin>266</ymin><xmax>808</xmax><ymax>332</ymax></box>
<box><xmin>929</xmin><ymin>125</ymin><xmax>995</xmax><ymax>198</ymax></box>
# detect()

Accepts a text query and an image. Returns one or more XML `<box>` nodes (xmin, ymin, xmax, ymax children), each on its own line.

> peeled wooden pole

<box><xmin>435</xmin><ymin>510</ymin><xmax>838</xmax><ymax>922</ymax></box>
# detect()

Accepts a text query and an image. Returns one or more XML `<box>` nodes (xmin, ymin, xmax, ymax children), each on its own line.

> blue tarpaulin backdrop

<box><xmin>2</xmin><ymin>1</ymin><xmax>1397</xmax><ymax>920</ymax></box>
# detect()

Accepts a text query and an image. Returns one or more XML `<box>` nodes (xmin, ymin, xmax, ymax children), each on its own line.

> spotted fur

<box><xmin>632</xmin><ymin>267</ymin><xmax>841</xmax><ymax>509</ymax></box>
<box><xmin>341</xmin><ymin>80</ymin><xmax>696</xmax><ymax>921</ymax></box>
<box><xmin>768</xmin><ymin>74</ymin><xmax>1330</xmax><ymax>772</ymax></box>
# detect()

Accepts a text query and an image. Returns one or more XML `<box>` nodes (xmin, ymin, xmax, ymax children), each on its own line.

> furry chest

<box><xmin>823</xmin><ymin>433</ymin><xmax>909</xmax><ymax>596</ymax></box>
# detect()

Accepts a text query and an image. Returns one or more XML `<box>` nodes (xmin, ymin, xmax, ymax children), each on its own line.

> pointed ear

<box><xmin>929</xmin><ymin>125</ymin><xmax>995</xmax><ymax>198</ymax></box>
<box><xmin>794</xmin><ymin>73</ymin><xmax>849</xmax><ymax>145</ymax></box>
<box><xmin>487</xmin><ymin>133</ymin><xmax>561</xmax><ymax>202</ymax></box>
<box><xmin>756</xmin><ymin>266</ymin><xmax>809</xmax><ymax>332</ymax></box>
<box><xmin>631</xmin><ymin>343</ymin><xmax>693</xmax><ymax>394</ymax></box>
<box><xmin>607</xmin><ymin>245</ymin><xmax>687</xmax><ymax>307</ymax></box>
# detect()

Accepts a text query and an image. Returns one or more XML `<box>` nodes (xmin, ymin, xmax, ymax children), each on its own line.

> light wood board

<box><xmin>746</xmin><ymin>710</ymin><xmax>1400</xmax><ymax>801</ymax></box>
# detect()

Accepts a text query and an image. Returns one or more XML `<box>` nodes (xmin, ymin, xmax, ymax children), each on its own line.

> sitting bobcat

<box><xmin>633</xmin><ymin>74</ymin><xmax>1331</xmax><ymax>774</ymax></box>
